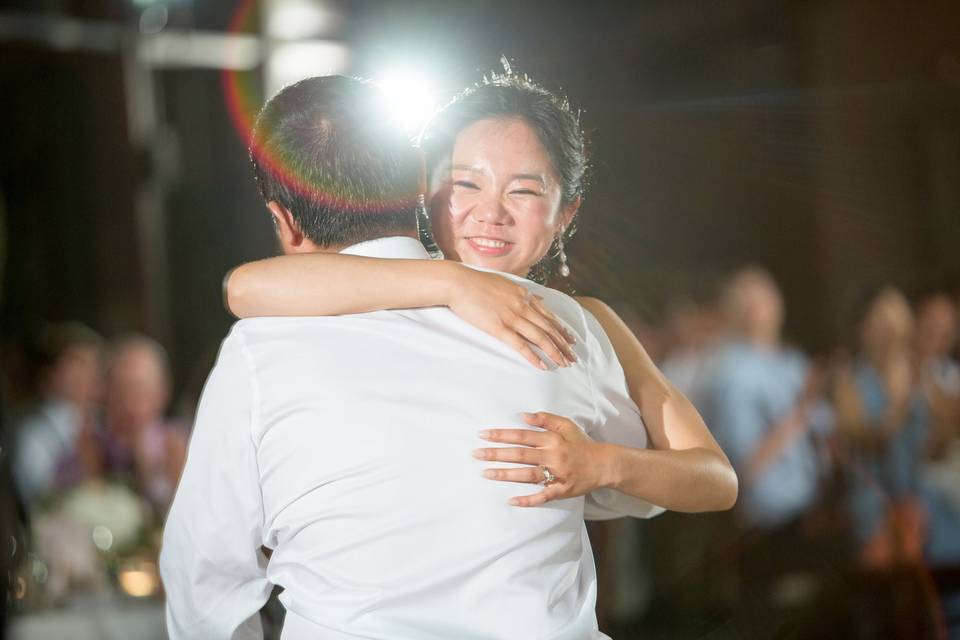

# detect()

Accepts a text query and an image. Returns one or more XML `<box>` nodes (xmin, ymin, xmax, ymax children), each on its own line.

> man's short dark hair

<box><xmin>250</xmin><ymin>75</ymin><xmax>419</xmax><ymax>249</ymax></box>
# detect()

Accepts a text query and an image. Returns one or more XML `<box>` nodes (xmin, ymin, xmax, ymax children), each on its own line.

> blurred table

<box><xmin>9</xmin><ymin>593</ymin><xmax>166</xmax><ymax>640</ymax></box>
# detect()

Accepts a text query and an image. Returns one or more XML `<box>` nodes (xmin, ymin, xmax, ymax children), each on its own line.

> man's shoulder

<box><xmin>230</xmin><ymin>312</ymin><xmax>424</xmax><ymax>338</ymax></box>
<box><xmin>223</xmin><ymin>311</ymin><xmax>453</xmax><ymax>361</ymax></box>
<box><xmin>222</xmin><ymin>317</ymin><xmax>351</xmax><ymax>361</ymax></box>
<box><xmin>231</xmin><ymin>315</ymin><xmax>339</xmax><ymax>333</ymax></box>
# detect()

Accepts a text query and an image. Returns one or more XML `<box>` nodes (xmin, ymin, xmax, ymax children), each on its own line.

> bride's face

<box><xmin>429</xmin><ymin>117</ymin><xmax>576</xmax><ymax>277</ymax></box>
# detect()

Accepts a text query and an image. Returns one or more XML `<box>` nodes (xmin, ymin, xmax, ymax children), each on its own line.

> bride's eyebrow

<box><xmin>510</xmin><ymin>174</ymin><xmax>546</xmax><ymax>185</ymax></box>
<box><xmin>451</xmin><ymin>165</ymin><xmax>545</xmax><ymax>186</ymax></box>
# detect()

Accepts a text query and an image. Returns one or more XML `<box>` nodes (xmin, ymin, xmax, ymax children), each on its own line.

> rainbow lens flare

<box><xmin>222</xmin><ymin>0</ymin><xmax>418</xmax><ymax>214</ymax></box>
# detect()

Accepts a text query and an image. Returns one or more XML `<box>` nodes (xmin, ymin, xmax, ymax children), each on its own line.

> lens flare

<box><xmin>222</xmin><ymin>0</ymin><xmax>417</xmax><ymax>215</ymax></box>
<box><xmin>377</xmin><ymin>70</ymin><xmax>437</xmax><ymax>136</ymax></box>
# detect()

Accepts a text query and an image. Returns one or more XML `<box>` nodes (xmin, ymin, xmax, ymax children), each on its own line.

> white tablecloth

<box><xmin>10</xmin><ymin>594</ymin><xmax>165</xmax><ymax>640</ymax></box>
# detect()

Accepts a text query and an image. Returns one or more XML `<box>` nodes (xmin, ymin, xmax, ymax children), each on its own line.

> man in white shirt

<box><xmin>160</xmin><ymin>75</ymin><xmax>659</xmax><ymax>640</ymax></box>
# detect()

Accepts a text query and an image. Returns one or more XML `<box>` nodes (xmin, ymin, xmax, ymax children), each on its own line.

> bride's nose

<box><xmin>470</xmin><ymin>197</ymin><xmax>511</xmax><ymax>225</ymax></box>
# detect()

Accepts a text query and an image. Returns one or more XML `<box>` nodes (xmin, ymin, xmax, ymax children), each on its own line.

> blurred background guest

<box><xmin>699</xmin><ymin>267</ymin><xmax>835</xmax><ymax>631</ymax></box>
<box><xmin>660</xmin><ymin>294</ymin><xmax>723</xmax><ymax>410</ymax></box>
<box><xmin>11</xmin><ymin>323</ymin><xmax>104</xmax><ymax>509</ymax></box>
<box><xmin>101</xmin><ymin>335</ymin><xmax>187</xmax><ymax>517</ymax></box>
<box><xmin>708</xmin><ymin>267</ymin><xmax>830</xmax><ymax>532</ymax></box>
<box><xmin>833</xmin><ymin>288</ymin><xmax>927</xmax><ymax>569</ymax></box>
<box><xmin>914</xmin><ymin>292</ymin><xmax>960</xmax><ymax>631</ymax></box>
<box><xmin>915</xmin><ymin>292</ymin><xmax>960</xmax><ymax>450</ymax></box>
<box><xmin>4</xmin><ymin>329</ymin><xmax>181</xmax><ymax>629</ymax></box>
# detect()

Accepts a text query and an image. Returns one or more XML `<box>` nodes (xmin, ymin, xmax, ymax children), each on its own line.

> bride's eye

<box><xmin>453</xmin><ymin>180</ymin><xmax>480</xmax><ymax>190</ymax></box>
<box><xmin>510</xmin><ymin>188</ymin><xmax>540</xmax><ymax>196</ymax></box>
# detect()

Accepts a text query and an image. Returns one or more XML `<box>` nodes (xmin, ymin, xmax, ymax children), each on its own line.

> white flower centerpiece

<box><xmin>22</xmin><ymin>479</ymin><xmax>159</xmax><ymax>606</ymax></box>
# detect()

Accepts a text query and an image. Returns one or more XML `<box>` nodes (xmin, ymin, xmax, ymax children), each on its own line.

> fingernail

<box><xmin>508</xmin><ymin>498</ymin><xmax>521</xmax><ymax>506</ymax></box>
<box><xmin>539</xmin><ymin>361</ymin><xmax>549</xmax><ymax>371</ymax></box>
<box><xmin>472</xmin><ymin>449</ymin><xmax>486</xmax><ymax>459</ymax></box>
<box><xmin>482</xmin><ymin>470</ymin><xmax>497</xmax><ymax>479</ymax></box>
<box><xmin>477</xmin><ymin>430</ymin><xmax>491</xmax><ymax>439</ymax></box>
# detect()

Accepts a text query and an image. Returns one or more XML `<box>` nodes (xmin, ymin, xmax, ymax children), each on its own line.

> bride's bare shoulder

<box><xmin>574</xmin><ymin>296</ymin><xmax>620</xmax><ymax>326</ymax></box>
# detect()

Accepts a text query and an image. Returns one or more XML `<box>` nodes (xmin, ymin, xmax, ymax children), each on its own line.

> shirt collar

<box><xmin>339</xmin><ymin>236</ymin><xmax>431</xmax><ymax>260</ymax></box>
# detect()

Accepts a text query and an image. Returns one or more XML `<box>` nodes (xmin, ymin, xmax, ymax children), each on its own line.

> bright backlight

<box><xmin>377</xmin><ymin>70</ymin><xmax>437</xmax><ymax>136</ymax></box>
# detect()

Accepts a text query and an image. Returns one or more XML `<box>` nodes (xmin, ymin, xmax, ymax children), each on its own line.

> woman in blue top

<box><xmin>834</xmin><ymin>287</ymin><xmax>928</xmax><ymax>566</ymax></box>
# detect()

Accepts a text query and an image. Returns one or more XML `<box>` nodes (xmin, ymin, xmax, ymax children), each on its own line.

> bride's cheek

<box><xmin>522</xmin><ymin>201</ymin><xmax>554</xmax><ymax>225</ymax></box>
<box><xmin>510</xmin><ymin>199</ymin><xmax>540</xmax><ymax>217</ymax></box>
<box><xmin>448</xmin><ymin>195</ymin><xmax>472</xmax><ymax>221</ymax></box>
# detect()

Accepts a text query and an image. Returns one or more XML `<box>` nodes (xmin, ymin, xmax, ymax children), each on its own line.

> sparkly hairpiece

<box><xmin>475</xmin><ymin>56</ymin><xmax>582</xmax><ymax>131</ymax></box>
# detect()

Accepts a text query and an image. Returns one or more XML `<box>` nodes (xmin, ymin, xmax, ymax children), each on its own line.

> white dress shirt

<box><xmin>160</xmin><ymin>236</ymin><xmax>661</xmax><ymax>640</ymax></box>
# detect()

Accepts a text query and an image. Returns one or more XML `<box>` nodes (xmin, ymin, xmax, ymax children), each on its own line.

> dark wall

<box><xmin>0</xmin><ymin>44</ymin><xmax>143</xmax><ymax>339</ymax></box>
<box><xmin>159</xmin><ymin>66</ymin><xmax>274</xmax><ymax>397</ymax></box>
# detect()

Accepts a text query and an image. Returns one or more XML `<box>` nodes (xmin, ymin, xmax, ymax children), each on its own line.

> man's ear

<box><xmin>267</xmin><ymin>202</ymin><xmax>312</xmax><ymax>254</ymax></box>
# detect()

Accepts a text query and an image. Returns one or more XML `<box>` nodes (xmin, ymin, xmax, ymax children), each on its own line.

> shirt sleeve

<box><xmin>160</xmin><ymin>328</ymin><xmax>272</xmax><ymax>639</ymax></box>
<box><xmin>580</xmin><ymin>309</ymin><xmax>665</xmax><ymax>521</ymax></box>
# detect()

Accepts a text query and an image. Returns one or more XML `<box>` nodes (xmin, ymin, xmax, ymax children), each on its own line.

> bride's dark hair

<box><xmin>420</xmin><ymin>68</ymin><xmax>590</xmax><ymax>281</ymax></box>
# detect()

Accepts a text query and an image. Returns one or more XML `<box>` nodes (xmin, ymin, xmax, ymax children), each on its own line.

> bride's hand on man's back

<box><xmin>473</xmin><ymin>412</ymin><xmax>615</xmax><ymax>507</ymax></box>
<box><xmin>446</xmin><ymin>265</ymin><xmax>576</xmax><ymax>370</ymax></box>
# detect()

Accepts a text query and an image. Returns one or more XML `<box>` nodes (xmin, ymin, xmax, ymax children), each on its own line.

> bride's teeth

<box><xmin>474</xmin><ymin>238</ymin><xmax>506</xmax><ymax>248</ymax></box>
